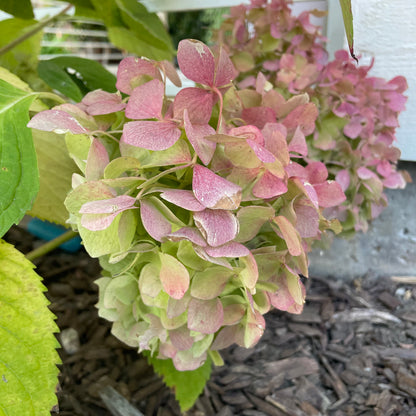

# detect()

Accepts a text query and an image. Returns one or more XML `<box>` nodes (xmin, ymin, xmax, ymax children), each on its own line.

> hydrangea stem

<box><xmin>26</xmin><ymin>230</ymin><xmax>78</xmax><ymax>262</ymax></box>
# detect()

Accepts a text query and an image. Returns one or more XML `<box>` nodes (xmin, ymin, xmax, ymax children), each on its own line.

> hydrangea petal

<box><xmin>193</xmin><ymin>209</ymin><xmax>239</xmax><ymax>247</ymax></box>
<box><xmin>252</xmin><ymin>171</ymin><xmax>288</xmax><ymax>199</ymax></box>
<box><xmin>81</xmin><ymin>212</ymin><xmax>120</xmax><ymax>231</ymax></box>
<box><xmin>159</xmin><ymin>253</ymin><xmax>190</xmax><ymax>300</ymax></box>
<box><xmin>313</xmin><ymin>181</ymin><xmax>346</xmax><ymax>208</ymax></box>
<box><xmin>80</xmin><ymin>195</ymin><xmax>136</xmax><ymax>214</ymax></box>
<box><xmin>82</xmin><ymin>90</ymin><xmax>126</xmax><ymax>115</ymax></box>
<box><xmin>116</xmin><ymin>57</ymin><xmax>161</xmax><ymax>94</ymax></box>
<box><xmin>123</xmin><ymin>120</ymin><xmax>181</xmax><ymax>150</ymax></box>
<box><xmin>204</xmin><ymin>242</ymin><xmax>250</xmax><ymax>258</ymax></box>
<box><xmin>188</xmin><ymin>298</ymin><xmax>224</xmax><ymax>334</ymax></box>
<box><xmin>193</xmin><ymin>165</ymin><xmax>242</xmax><ymax>210</ymax></box>
<box><xmin>213</xmin><ymin>44</ymin><xmax>238</xmax><ymax>87</ymax></box>
<box><xmin>85</xmin><ymin>138</ymin><xmax>109</xmax><ymax>181</ymax></box>
<box><xmin>27</xmin><ymin>109</ymin><xmax>89</xmax><ymax>134</ymax></box>
<box><xmin>167</xmin><ymin>227</ymin><xmax>207</xmax><ymax>247</ymax></box>
<box><xmin>140</xmin><ymin>199</ymin><xmax>171</xmax><ymax>241</ymax></box>
<box><xmin>246</xmin><ymin>139</ymin><xmax>276</xmax><ymax>163</ymax></box>
<box><xmin>125</xmin><ymin>79</ymin><xmax>164</xmax><ymax>120</ymax></box>
<box><xmin>173</xmin><ymin>88</ymin><xmax>214</xmax><ymax>125</ymax></box>
<box><xmin>272</xmin><ymin>215</ymin><xmax>302</xmax><ymax>256</ymax></box>
<box><xmin>183</xmin><ymin>111</ymin><xmax>217</xmax><ymax>165</ymax></box>
<box><xmin>160</xmin><ymin>189</ymin><xmax>205</xmax><ymax>212</ymax></box>
<box><xmin>177</xmin><ymin>39</ymin><xmax>215</xmax><ymax>86</ymax></box>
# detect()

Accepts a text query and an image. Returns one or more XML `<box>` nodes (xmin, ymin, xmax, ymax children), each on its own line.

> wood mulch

<box><xmin>6</xmin><ymin>225</ymin><xmax>416</xmax><ymax>416</ymax></box>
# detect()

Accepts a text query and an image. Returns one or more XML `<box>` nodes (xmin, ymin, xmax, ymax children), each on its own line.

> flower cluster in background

<box><xmin>215</xmin><ymin>0</ymin><xmax>409</xmax><ymax>237</ymax></box>
<box><xmin>29</xmin><ymin>39</ymin><xmax>344</xmax><ymax>371</ymax></box>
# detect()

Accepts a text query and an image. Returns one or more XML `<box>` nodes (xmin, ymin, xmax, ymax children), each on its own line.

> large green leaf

<box><xmin>148</xmin><ymin>355</ymin><xmax>212</xmax><ymax>411</ymax></box>
<box><xmin>116</xmin><ymin>0</ymin><xmax>174</xmax><ymax>54</ymax></box>
<box><xmin>0</xmin><ymin>240</ymin><xmax>60</xmax><ymax>415</ymax></box>
<box><xmin>38</xmin><ymin>57</ymin><xmax>117</xmax><ymax>102</ymax></box>
<box><xmin>28</xmin><ymin>130</ymin><xmax>80</xmax><ymax>226</ymax></box>
<box><xmin>0</xmin><ymin>80</ymin><xmax>38</xmax><ymax>238</ymax></box>
<box><xmin>0</xmin><ymin>18</ymin><xmax>42</xmax><ymax>85</ymax></box>
<box><xmin>108</xmin><ymin>26</ymin><xmax>171</xmax><ymax>61</ymax></box>
<box><xmin>339</xmin><ymin>0</ymin><xmax>356</xmax><ymax>61</ymax></box>
<box><xmin>0</xmin><ymin>0</ymin><xmax>34</xmax><ymax>19</ymax></box>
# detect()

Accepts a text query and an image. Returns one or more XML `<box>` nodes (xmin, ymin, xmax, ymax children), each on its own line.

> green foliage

<box><xmin>0</xmin><ymin>80</ymin><xmax>38</xmax><ymax>238</ymax></box>
<box><xmin>148</xmin><ymin>354</ymin><xmax>212</xmax><ymax>411</ymax></box>
<box><xmin>339</xmin><ymin>0</ymin><xmax>356</xmax><ymax>60</ymax></box>
<box><xmin>0</xmin><ymin>239</ymin><xmax>60</xmax><ymax>415</ymax></box>
<box><xmin>38</xmin><ymin>56</ymin><xmax>117</xmax><ymax>102</ymax></box>
<box><xmin>0</xmin><ymin>18</ymin><xmax>43</xmax><ymax>87</ymax></box>
<box><xmin>0</xmin><ymin>0</ymin><xmax>34</xmax><ymax>19</ymax></box>
<box><xmin>28</xmin><ymin>130</ymin><xmax>80</xmax><ymax>226</ymax></box>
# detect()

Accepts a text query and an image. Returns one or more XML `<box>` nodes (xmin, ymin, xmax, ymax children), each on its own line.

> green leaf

<box><xmin>116</xmin><ymin>0</ymin><xmax>174</xmax><ymax>54</ymax></box>
<box><xmin>339</xmin><ymin>0</ymin><xmax>356</xmax><ymax>61</ymax></box>
<box><xmin>0</xmin><ymin>66</ymin><xmax>47</xmax><ymax>112</ymax></box>
<box><xmin>0</xmin><ymin>0</ymin><xmax>34</xmax><ymax>19</ymax></box>
<box><xmin>0</xmin><ymin>19</ymin><xmax>42</xmax><ymax>84</ymax></box>
<box><xmin>108</xmin><ymin>26</ymin><xmax>172</xmax><ymax>61</ymax></box>
<box><xmin>0</xmin><ymin>240</ymin><xmax>60</xmax><ymax>414</ymax></box>
<box><xmin>0</xmin><ymin>80</ymin><xmax>38</xmax><ymax>237</ymax></box>
<box><xmin>90</xmin><ymin>0</ymin><xmax>123</xmax><ymax>27</ymax></box>
<box><xmin>28</xmin><ymin>130</ymin><xmax>80</xmax><ymax>226</ymax></box>
<box><xmin>148</xmin><ymin>354</ymin><xmax>212</xmax><ymax>411</ymax></box>
<box><xmin>38</xmin><ymin>57</ymin><xmax>117</xmax><ymax>102</ymax></box>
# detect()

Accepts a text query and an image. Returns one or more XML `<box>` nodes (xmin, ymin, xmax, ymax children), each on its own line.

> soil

<box><xmin>5</xmin><ymin>225</ymin><xmax>416</xmax><ymax>416</ymax></box>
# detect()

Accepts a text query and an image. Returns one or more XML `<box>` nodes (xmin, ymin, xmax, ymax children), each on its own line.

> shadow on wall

<box><xmin>309</xmin><ymin>161</ymin><xmax>416</xmax><ymax>280</ymax></box>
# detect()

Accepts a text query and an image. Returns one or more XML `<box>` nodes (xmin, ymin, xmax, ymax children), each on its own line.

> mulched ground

<box><xmin>6</xmin><ymin>225</ymin><xmax>416</xmax><ymax>416</ymax></box>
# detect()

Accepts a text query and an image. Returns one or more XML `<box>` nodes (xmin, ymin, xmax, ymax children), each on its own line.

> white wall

<box><xmin>352</xmin><ymin>0</ymin><xmax>416</xmax><ymax>161</ymax></box>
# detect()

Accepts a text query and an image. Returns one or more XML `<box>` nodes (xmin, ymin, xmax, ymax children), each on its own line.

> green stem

<box><xmin>0</xmin><ymin>4</ymin><xmax>73</xmax><ymax>56</ymax></box>
<box><xmin>37</xmin><ymin>91</ymin><xmax>67</xmax><ymax>105</ymax></box>
<box><xmin>26</xmin><ymin>229</ymin><xmax>78</xmax><ymax>262</ymax></box>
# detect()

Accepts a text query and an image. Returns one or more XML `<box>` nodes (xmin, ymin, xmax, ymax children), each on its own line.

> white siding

<box><xmin>352</xmin><ymin>0</ymin><xmax>416</xmax><ymax>161</ymax></box>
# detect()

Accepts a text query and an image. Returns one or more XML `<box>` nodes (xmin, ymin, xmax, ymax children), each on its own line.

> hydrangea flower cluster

<box><xmin>215</xmin><ymin>0</ymin><xmax>409</xmax><ymax>236</ymax></box>
<box><xmin>28</xmin><ymin>39</ymin><xmax>344</xmax><ymax>371</ymax></box>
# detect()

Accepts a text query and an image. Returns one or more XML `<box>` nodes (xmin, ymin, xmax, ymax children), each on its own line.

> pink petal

<box><xmin>173</xmin><ymin>88</ymin><xmax>214</xmax><ymax>124</ymax></box>
<box><xmin>183</xmin><ymin>111</ymin><xmax>216</xmax><ymax>165</ymax></box>
<box><xmin>384</xmin><ymin>90</ymin><xmax>407</xmax><ymax>112</ymax></box>
<box><xmin>167</xmin><ymin>227</ymin><xmax>207</xmax><ymax>247</ymax></box>
<box><xmin>288</xmin><ymin>126</ymin><xmax>308</xmax><ymax>156</ymax></box>
<box><xmin>82</xmin><ymin>90</ymin><xmax>125</xmax><ymax>115</ymax></box>
<box><xmin>28</xmin><ymin>109</ymin><xmax>88</xmax><ymax>134</ymax></box>
<box><xmin>177</xmin><ymin>39</ymin><xmax>215</xmax><ymax>86</ymax></box>
<box><xmin>159</xmin><ymin>253</ymin><xmax>190</xmax><ymax>300</ymax></box>
<box><xmin>211</xmin><ymin>325</ymin><xmax>242</xmax><ymax>350</ymax></box>
<box><xmin>335</xmin><ymin>169</ymin><xmax>350</xmax><ymax>192</ymax></box>
<box><xmin>172</xmin><ymin>350</ymin><xmax>207</xmax><ymax>371</ymax></box>
<box><xmin>169</xmin><ymin>326</ymin><xmax>194</xmax><ymax>351</ymax></box>
<box><xmin>229</xmin><ymin>125</ymin><xmax>264</xmax><ymax>145</ymax></box>
<box><xmin>116</xmin><ymin>57</ymin><xmax>161</xmax><ymax>94</ymax></box>
<box><xmin>213</xmin><ymin>44</ymin><xmax>238</xmax><ymax>87</ymax></box>
<box><xmin>313</xmin><ymin>181</ymin><xmax>346</xmax><ymax>208</ymax></box>
<box><xmin>357</xmin><ymin>167</ymin><xmax>377</xmax><ymax>180</ymax></box>
<box><xmin>80</xmin><ymin>195</ymin><xmax>136</xmax><ymax>214</ymax></box>
<box><xmin>283</xmin><ymin>103</ymin><xmax>318</xmax><ymax>136</ymax></box>
<box><xmin>193</xmin><ymin>165</ymin><xmax>242</xmax><ymax>210</ymax></box>
<box><xmin>383</xmin><ymin>171</ymin><xmax>406</xmax><ymax>189</ymax></box>
<box><xmin>187</xmin><ymin>298</ymin><xmax>224</xmax><ymax>334</ymax></box>
<box><xmin>343</xmin><ymin>118</ymin><xmax>362</xmax><ymax>139</ymax></box>
<box><xmin>295</xmin><ymin>202</ymin><xmax>320</xmax><ymax>238</ymax></box>
<box><xmin>193</xmin><ymin>209</ymin><xmax>239</xmax><ymax>247</ymax></box>
<box><xmin>204</xmin><ymin>242</ymin><xmax>250</xmax><ymax>258</ymax></box>
<box><xmin>272</xmin><ymin>216</ymin><xmax>302</xmax><ymax>256</ymax></box>
<box><xmin>305</xmin><ymin>161</ymin><xmax>328</xmax><ymax>184</ymax></box>
<box><xmin>80</xmin><ymin>212</ymin><xmax>119</xmax><ymax>231</ymax></box>
<box><xmin>160</xmin><ymin>189</ymin><xmax>205</xmax><ymax>211</ymax></box>
<box><xmin>125</xmin><ymin>79</ymin><xmax>164</xmax><ymax>120</ymax></box>
<box><xmin>159</xmin><ymin>60</ymin><xmax>182</xmax><ymax>87</ymax></box>
<box><xmin>140</xmin><ymin>199</ymin><xmax>172</xmax><ymax>241</ymax></box>
<box><xmin>123</xmin><ymin>120</ymin><xmax>181</xmax><ymax>150</ymax></box>
<box><xmin>85</xmin><ymin>138</ymin><xmax>109</xmax><ymax>181</ymax></box>
<box><xmin>246</xmin><ymin>139</ymin><xmax>276</xmax><ymax>163</ymax></box>
<box><xmin>252</xmin><ymin>171</ymin><xmax>288</xmax><ymax>199</ymax></box>
<box><xmin>242</xmin><ymin>107</ymin><xmax>276</xmax><ymax>129</ymax></box>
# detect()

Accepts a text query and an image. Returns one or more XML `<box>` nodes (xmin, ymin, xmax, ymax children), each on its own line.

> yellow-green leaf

<box><xmin>28</xmin><ymin>130</ymin><xmax>80</xmax><ymax>225</ymax></box>
<box><xmin>0</xmin><ymin>240</ymin><xmax>60</xmax><ymax>415</ymax></box>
